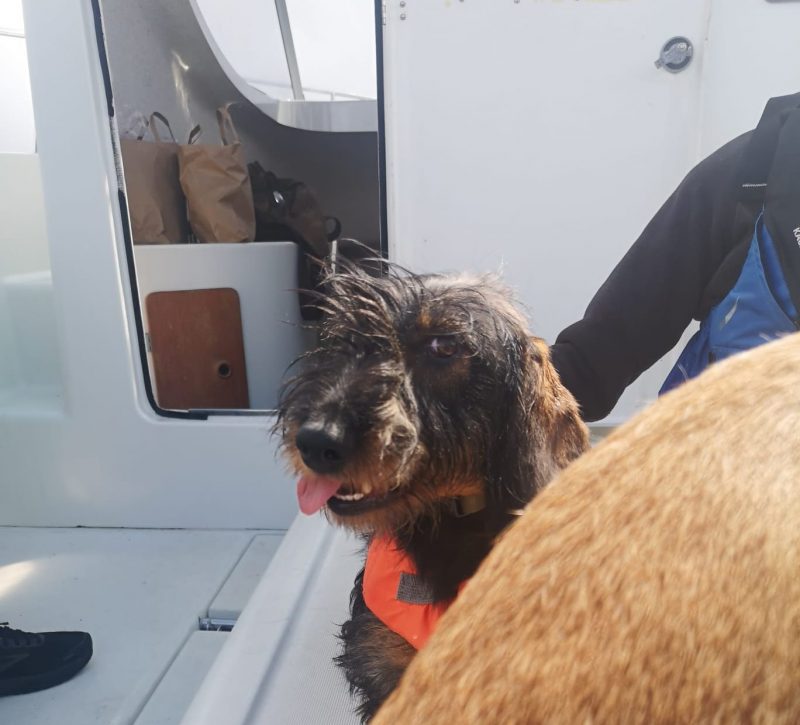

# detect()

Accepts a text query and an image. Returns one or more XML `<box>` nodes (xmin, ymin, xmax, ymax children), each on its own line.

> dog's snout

<box><xmin>295</xmin><ymin>421</ymin><xmax>353</xmax><ymax>474</ymax></box>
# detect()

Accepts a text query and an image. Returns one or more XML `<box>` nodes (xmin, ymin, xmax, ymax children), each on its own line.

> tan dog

<box><xmin>375</xmin><ymin>332</ymin><xmax>800</xmax><ymax>724</ymax></box>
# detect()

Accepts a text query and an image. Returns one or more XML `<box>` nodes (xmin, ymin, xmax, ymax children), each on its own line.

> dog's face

<box><xmin>277</xmin><ymin>266</ymin><xmax>580</xmax><ymax>534</ymax></box>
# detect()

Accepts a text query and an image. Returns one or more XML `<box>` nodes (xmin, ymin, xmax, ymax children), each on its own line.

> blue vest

<box><xmin>661</xmin><ymin>214</ymin><xmax>798</xmax><ymax>394</ymax></box>
<box><xmin>660</xmin><ymin>95</ymin><xmax>800</xmax><ymax>395</ymax></box>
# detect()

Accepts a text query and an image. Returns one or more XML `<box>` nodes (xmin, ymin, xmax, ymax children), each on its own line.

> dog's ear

<box><xmin>529</xmin><ymin>337</ymin><xmax>589</xmax><ymax>480</ymax></box>
<box><xmin>488</xmin><ymin>336</ymin><xmax>588</xmax><ymax>515</ymax></box>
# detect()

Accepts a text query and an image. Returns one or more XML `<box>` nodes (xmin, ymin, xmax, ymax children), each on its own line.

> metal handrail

<box><xmin>244</xmin><ymin>77</ymin><xmax>372</xmax><ymax>102</ymax></box>
<box><xmin>273</xmin><ymin>0</ymin><xmax>304</xmax><ymax>101</ymax></box>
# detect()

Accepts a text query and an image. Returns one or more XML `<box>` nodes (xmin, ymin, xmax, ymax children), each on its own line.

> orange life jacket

<box><xmin>363</xmin><ymin>535</ymin><xmax>467</xmax><ymax>650</ymax></box>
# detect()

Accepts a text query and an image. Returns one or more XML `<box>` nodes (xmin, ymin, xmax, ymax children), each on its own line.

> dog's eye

<box><xmin>426</xmin><ymin>337</ymin><xmax>459</xmax><ymax>359</ymax></box>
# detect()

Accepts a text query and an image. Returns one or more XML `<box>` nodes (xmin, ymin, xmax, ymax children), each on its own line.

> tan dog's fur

<box><xmin>375</xmin><ymin>333</ymin><xmax>800</xmax><ymax>724</ymax></box>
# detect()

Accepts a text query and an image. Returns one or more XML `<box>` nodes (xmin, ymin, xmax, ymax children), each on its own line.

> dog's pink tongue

<box><xmin>297</xmin><ymin>475</ymin><xmax>341</xmax><ymax>515</ymax></box>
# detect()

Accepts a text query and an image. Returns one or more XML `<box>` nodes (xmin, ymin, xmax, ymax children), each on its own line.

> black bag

<box><xmin>249</xmin><ymin>162</ymin><xmax>341</xmax><ymax>320</ymax></box>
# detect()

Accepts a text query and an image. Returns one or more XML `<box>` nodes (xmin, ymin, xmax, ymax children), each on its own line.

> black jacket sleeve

<box><xmin>550</xmin><ymin>132</ymin><xmax>752</xmax><ymax>422</ymax></box>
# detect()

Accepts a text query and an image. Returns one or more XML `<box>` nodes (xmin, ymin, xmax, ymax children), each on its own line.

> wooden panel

<box><xmin>146</xmin><ymin>288</ymin><xmax>249</xmax><ymax>410</ymax></box>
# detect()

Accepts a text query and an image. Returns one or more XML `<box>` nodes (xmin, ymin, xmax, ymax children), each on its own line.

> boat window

<box><xmin>92</xmin><ymin>0</ymin><xmax>384</xmax><ymax>417</ymax></box>
<box><xmin>0</xmin><ymin>2</ymin><xmax>63</xmax><ymax>413</ymax></box>
<box><xmin>284</xmin><ymin>0</ymin><xmax>377</xmax><ymax>101</ymax></box>
<box><xmin>194</xmin><ymin>0</ymin><xmax>295</xmax><ymax>102</ymax></box>
<box><xmin>0</xmin><ymin>0</ymin><xmax>35</xmax><ymax>154</ymax></box>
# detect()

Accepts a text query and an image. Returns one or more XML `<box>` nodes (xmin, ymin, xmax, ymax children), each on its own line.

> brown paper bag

<box><xmin>178</xmin><ymin>105</ymin><xmax>256</xmax><ymax>243</ymax></box>
<box><xmin>120</xmin><ymin>112</ymin><xmax>189</xmax><ymax>245</ymax></box>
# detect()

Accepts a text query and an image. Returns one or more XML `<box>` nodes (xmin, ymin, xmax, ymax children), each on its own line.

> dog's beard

<box><xmin>323</xmin><ymin>463</ymin><xmax>486</xmax><ymax>537</ymax></box>
<box><xmin>294</xmin><ymin>445</ymin><xmax>426</xmax><ymax>533</ymax></box>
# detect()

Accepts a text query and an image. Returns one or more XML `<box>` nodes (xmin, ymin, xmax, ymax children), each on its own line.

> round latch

<box><xmin>655</xmin><ymin>37</ymin><xmax>694</xmax><ymax>73</ymax></box>
<box><xmin>216</xmin><ymin>361</ymin><xmax>232</xmax><ymax>379</ymax></box>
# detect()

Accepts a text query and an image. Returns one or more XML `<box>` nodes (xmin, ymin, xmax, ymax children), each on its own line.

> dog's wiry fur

<box><xmin>277</xmin><ymin>262</ymin><xmax>588</xmax><ymax>720</ymax></box>
<box><xmin>374</xmin><ymin>332</ymin><xmax>800</xmax><ymax>725</ymax></box>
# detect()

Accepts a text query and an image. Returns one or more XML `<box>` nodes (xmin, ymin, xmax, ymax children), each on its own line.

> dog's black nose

<box><xmin>295</xmin><ymin>421</ymin><xmax>353</xmax><ymax>474</ymax></box>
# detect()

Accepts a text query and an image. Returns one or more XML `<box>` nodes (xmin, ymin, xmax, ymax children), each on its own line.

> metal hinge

<box><xmin>109</xmin><ymin>116</ymin><xmax>125</xmax><ymax>192</ymax></box>
<box><xmin>144</xmin><ymin>333</ymin><xmax>152</xmax><ymax>353</ymax></box>
<box><xmin>199</xmin><ymin>617</ymin><xmax>237</xmax><ymax>632</ymax></box>
<box><xmin>382</xmin><ymin>0</ymin><xmax>387</xmax><ymax>25</ymax></box>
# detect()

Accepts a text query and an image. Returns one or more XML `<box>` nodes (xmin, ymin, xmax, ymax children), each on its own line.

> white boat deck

<box><xmin>182</xmin><ymin>515</ymin><xmax>362</xmax><ymax>725</ymax></box>
<box><xmin>0</xmin><ymin>527</ymin><xmax>282</xmax><ymax>725</ymax></box>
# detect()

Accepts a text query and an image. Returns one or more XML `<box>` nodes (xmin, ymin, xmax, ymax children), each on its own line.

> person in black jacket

<box><xmin>550</xmin><ymin>94</ymin><xmax>800</xmax><ymax>422</ymax></box>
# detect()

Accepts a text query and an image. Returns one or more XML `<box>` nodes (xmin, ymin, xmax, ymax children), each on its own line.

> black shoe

<box><xmin>0</xmin><ymin>624</ymin><xmax>93</xmax><ymax>696</ymax></box>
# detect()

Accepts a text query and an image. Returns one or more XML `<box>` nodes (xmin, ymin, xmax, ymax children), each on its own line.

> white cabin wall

<box><xmin>384</xmin><ymin>0</ymin><xmax>711</xmax><ymax>425</ymax></box>
<box><xmin>383</xmin><ymin>0</ymin><xmax>800</xmax><ymax>425</ymax></box>
<box><xmin>0</xmin><ymin>0</ymin><xmax>298</xmax><ymax>529</ymax></box>
<box><xmin>698</xmin><ymin>0</ymin><xmax>800</xmax><ymax>158</ymax></box>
